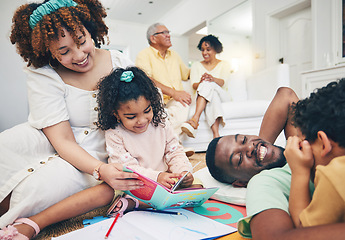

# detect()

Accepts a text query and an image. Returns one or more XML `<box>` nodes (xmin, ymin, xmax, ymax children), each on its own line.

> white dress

<box><xmin>0</xmin><ymin>50</ymin><xmax>133</xmax><ymax>228</ymax></box>
<box><xmin>190</xmin><ymin>61</ymin><xmax>231</xmax><ymax>127</ymax></box>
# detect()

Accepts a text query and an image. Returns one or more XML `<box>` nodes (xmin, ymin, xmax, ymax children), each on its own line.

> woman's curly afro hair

<box><xmin>197</xmin><ymin>34</ymin><xmax>223</xmax><ymax>53</ymax></box>
<box><xmin>10</xmin><ymin>0</ymin><xmax>108</xmax><ymax>68</ymax></box>
<box><xmin>97</xmin><ymin>66</ymin><xmax>167</xmax><ymax>131</ymax></box>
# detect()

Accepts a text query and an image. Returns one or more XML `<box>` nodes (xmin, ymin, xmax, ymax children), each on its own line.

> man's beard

<box><xmin>265</xmin><ymin>145</ymin><xmax>286</xmax><ymax>170</ymax></box>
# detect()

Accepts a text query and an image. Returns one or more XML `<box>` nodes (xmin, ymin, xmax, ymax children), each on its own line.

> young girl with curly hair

<box><xmin>0</xmin><ymin>67</ymin><xmax>197</xmax><ymax>239</ymax></box>
<box><xmin>0</xmin><ymin>0</ymin><xmax>143</xmax><ymax>238</ymax></box>
<box><xmin>98</xmin><ymin>67</ymin><xmax>195</xmax><ymax>188</ymax></box>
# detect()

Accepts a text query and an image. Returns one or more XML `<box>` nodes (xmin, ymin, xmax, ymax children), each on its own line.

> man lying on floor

<box><xmin>206</xmin><ymin>87</ymin><xmax>299</xmax><ymax>187</ymax></box>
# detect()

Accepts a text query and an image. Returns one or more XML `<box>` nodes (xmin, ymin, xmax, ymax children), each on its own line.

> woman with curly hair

<box><xmin>181</xmin><ymin>34</ymin><xmax>231</xmax><ymax>139</ymax></box>
<box><xmin>0</xmin><ymin>0</ymin><xmax>143</xmax><ymax>237</ymax></box>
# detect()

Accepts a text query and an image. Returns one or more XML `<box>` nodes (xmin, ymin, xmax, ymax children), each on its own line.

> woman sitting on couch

<box><xmin>181</xmin><ymin>34</ymin><xmax>231</xmax><ymax>139</ymax></box>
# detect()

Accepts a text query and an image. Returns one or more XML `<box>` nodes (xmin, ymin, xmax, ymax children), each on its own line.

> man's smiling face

<box><xmin>214</xmin><ymin>134</ymin><xmax>286</xmax><ymax>184</ymax></box>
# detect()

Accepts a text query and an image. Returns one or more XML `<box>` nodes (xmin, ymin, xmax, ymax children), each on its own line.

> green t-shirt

<box><xmin>237</xmin><ymin>164</ymin><xmax>315</xmax><ymax>238</ymax></box>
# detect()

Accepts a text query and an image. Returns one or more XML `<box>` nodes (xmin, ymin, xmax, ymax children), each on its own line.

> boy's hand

<box><xmin>284</xmin><ymin>136</ymin><xmax>314</xmax><ymax>174</ymax></box>
<box><xmin>157</xmin><ymin>172</ymin><xmax>180</xmax><ymax>189</ymax></box>
<box><xmin>178</xmin><ymin>171</ymin><xmax>194</xmax><ymax>188</ymax></box>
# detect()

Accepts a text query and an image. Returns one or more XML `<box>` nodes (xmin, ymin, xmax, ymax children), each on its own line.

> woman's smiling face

<box><xmin>200</xmin><ymin>41</ymin><xmax>217</xmax><ymax>63</ymax></box>
<box><xmin>49</xmin><ymin>27</ymin><xmax>96</xmax><ymax>73</ymax></box>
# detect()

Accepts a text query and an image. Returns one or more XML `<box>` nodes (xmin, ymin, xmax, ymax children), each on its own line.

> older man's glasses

<box><xmin>153</xmin><ymin>30</ymin><xmax>170</xmax><ymax>36</ymax></box>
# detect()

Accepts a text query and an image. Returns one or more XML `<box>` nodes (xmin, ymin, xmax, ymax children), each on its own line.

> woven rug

<box><xmin>33</xmin><ymin>153</ymin><xmax>206</xmax><ymax>239</ymax></box>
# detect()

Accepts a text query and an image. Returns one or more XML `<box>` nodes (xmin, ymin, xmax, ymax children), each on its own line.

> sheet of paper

<box><xmin>52</xmin><ymin>209</ymin><xmax>237</xmax><ymax>240</ymax></box>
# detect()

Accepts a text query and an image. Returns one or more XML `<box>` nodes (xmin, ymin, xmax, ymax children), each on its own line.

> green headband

<box><xmin>29</xmin><ymin>0</ymin><xmax>78</xmax><ymax>29</ymax></box>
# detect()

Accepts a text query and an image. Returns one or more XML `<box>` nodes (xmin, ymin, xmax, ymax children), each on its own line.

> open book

<box><xmin>123</xmin><ymin>167</ymin><xmax>219</xmax><ymax>210</ymax></box>
<box><xmin>53</xmin><ymin>209</ymin><xmax>237</xmax><ymax>240</ymax></box>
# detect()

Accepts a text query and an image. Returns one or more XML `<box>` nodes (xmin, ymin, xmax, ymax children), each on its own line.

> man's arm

<box><xmin>150</xmin><ymin>77</ymin><xmax>174</xmax><ymax>96</ymax></box>
<box><xmin>259</xmin><ymin>87</ymin><xmax>299</xmax><ymax>143</ymax></box>
<box><xmin>150</xmin><ymin>78</ymin><xmax>191</xmax><ymax>106</ymax></box>
<box><xmin>251</xmin><ymin>209</ymin><xmax>345</xmax><ymax>240</ymax></box>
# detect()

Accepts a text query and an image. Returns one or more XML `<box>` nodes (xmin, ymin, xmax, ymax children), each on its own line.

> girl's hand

<box><xmin>99</xmin><ymin>163</ymin><xmax>144</xmax><ymax>190</ymax></box>
<box><xmin>179</xmin><ymin>171</ymin><xmax>194</xmax><ymax>188</ymax></box>
<box><xmin>157</xmin><ymin>172</ymin><xmax>180</xmax><ymax>189</ymax></box>
<box><xmin>284</xmin><ymin>136</ymin><xmax>314</xmax><ymax>175</ymax></box>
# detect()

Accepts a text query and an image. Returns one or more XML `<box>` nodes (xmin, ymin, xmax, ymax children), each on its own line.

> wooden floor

<box><xmin>189</xmin><ymin>152</ymin><xmax>206</xmax><ymax>171</ymax></box>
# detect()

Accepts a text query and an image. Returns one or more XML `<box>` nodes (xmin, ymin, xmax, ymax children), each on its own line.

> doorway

<box><xmin>267</xmin><ymin>1</ymin><xmax>312</xmax><ymax>97</ymax></box>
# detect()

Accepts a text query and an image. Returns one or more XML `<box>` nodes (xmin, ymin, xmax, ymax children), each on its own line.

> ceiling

<box><xmin>100</xmin><ymin>0</ymin><xmax>252</xmax><ymax>36</ymax></box>
<box><xmin>100</xmin><ymin>0</ymin><xmax>185</xmax><ymax>25</ymax></box>
<box><xmin>209</xmin><ymin>0</ymin><xmax>252</xmax><ymax>36</ymax></box>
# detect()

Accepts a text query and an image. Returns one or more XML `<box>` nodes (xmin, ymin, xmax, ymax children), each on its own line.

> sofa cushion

<box><xmin>228</xmin><ymin>72</ymin><xmax>248</xmax><ymax>101</ymax></box>
<box><xmin>221</xmin><ymin>100</ymin><xmax>270</xmax><ymax>119</ymax></box>
<box><xmin>188</xmin><ymin>100</ymin><xmax>270</xmax><ymax>121</ymax></box>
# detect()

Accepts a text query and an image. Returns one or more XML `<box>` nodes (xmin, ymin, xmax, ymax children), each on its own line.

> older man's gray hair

<box><xmin>146</xmin><ymin>23</ymin><xmax>165</xmax><ymax>44</ymax></box>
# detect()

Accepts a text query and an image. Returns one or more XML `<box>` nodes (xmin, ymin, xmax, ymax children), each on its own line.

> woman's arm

<box><xmin>43</xmin><ymin>121</ymin><xmax>99</xmax><ymax>174</ymax></box>
<box><xmin>203</xmin><ymin>73</ymin><xmax>224</xmax><ymax>87</ymax></box>
<box><xmin>191</xmin><ymin>73</ymin><xmax>225</xmax><ymax>90</ymax></box>
<box><xmin>190</xmin><ymin>63</ymin><xmax>202</xmax><ymax>90</ymax></box>
<box><xmin>43</xmin><ymin>121</ymin><xmax>142</xmax><ymax>190</ymax></box>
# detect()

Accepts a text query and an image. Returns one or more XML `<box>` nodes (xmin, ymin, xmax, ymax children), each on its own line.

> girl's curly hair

<box><xmin>97</xmin><ymin>67</ymin><xmax>167</xmax><ymax>131</ymax></box>
<box><xmin>10</xmin><ymin>0</ymin><xmax>108</xmax><ymax>68</ymax></box>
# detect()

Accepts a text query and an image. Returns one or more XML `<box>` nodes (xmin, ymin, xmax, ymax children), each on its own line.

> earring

<box><xmin>49</xmin><ymin>54</ymin><xmax>59</xmax><ymax>68</ymax></box>
<box><xmin>49</xmin><ymin>58</ymin><xmax>55</xmax><ymax>69</ymax></box>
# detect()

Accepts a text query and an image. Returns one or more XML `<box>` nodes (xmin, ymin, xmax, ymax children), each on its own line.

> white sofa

<box><xmin>181</xmin><ymin>64</ymin><xmax>290</xmax><ymax>152</ymax></box>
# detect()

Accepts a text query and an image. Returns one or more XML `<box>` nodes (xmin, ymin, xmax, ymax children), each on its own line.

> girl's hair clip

<box><xmin>120</xmin><ymin>71</ymin><xmax>134</xmax><ymax>83</ymax></box>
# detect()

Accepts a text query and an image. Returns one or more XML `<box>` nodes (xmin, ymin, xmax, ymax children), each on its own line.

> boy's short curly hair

<box><xmin>197</xmin><ymin>34</ymin><xmax>223</xmax><ymax>53</ymax></box>
<box><xmin>97</xmin><ymin>66</ymin><xmax>167</xmax><ymax>131</ymax></box>
<box><xmin>10</xmin><ymin>0</ymin><xmax>108</xmax><ymax>68</ymax></box>
<box><xmin>291</xmin><ymin>78</ymin><xmax>345</xmax><ymax>148</ymax></box>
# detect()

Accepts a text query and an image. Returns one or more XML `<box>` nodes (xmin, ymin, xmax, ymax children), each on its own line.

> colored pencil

<box><xmin>134</xmin><ymin>208</ymin><xmax>182</xmax><ymax>215</ymax></box>
<box><xmin>105</xmin><ymin>213</ymin><xmax>120</xmax><ymax>239</ymax></box>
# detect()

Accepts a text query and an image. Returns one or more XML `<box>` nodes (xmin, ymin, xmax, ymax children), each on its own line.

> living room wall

<box><xmin>105</xmin><ymin>19</ymin><xmax>190</xmax><ymax>65</ymax></box>
<box><xmin>0</xmin><ymin>0</ymin><xmax>28</xmax><ymax>132</ymax></box>
<box><xmin>0</xmin><ymin>0</ymin><xmax>336</xmax><ymax>131</ymax></box>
